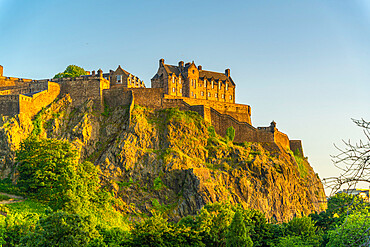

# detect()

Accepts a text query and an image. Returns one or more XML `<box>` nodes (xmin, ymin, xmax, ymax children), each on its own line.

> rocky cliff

<box><xmin>0</xmin><ymin>96</ymin><xmax>326</xmax><ymax>222</ymax></box>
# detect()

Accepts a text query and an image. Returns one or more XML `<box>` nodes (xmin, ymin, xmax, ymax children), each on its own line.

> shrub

<box><xmin>225</xmin><ymin>126</ymin><xmax>235</xmax><ymax>142</ymax></box>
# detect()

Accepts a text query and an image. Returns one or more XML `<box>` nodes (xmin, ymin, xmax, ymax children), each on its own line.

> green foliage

<box><xmin>208</xmin><ymin>126</ymin><xmax>216</xmax><ymax>138</ymax></box>
<box><xmin>326</xmin><ymin>212</ymin><xmax>370</xmax><ymax>247</ymax></box>
<box><xmin>53</xmin><ymin>65</ymin><xmax>87</xmax><ymax>79</ymax></box>
<box><xmin>0</xmin><ymin>179</ymin><xmax>22</xmax><ymax>196</ymax></box>
<box><xmin>225</xmin><ymin>126</ymin><xmax>236</xmax><ymax>142</ymax></box>
<box><xmin>15</xmin><ymin>137</ymin><xmax>112</xmax><ymax>218</ymax></box>
<box><xmin>195</xmin><ymin>202</ymin><xmax>236</xmax><ymax>245</ymax></box>
<box><xmin>19</xmin><ymin>211</ymin><xmax>98</xmax><ymax>247</ymax></box>
<box><xmin>153</xmin><ymin>176</ymin><xmax>164</xmax><ymax>191</ymax></box>
<box><xmin>293</xmin><ymin>153</ymin><xmax>307</xmax><ymax>178</ymax></box>
<box><xmin>226</xmin><ymin>209</ymin><xmax>253</xmax><ymax>247</ymax></box>
<box><xmin>127</xmin><ymin>212</ymin><xmax>204</xmax><ymax>247</ymax></box>
<box><xmin>0</xmin><ymin>194</ymin><xmax>10</xmax><ymax>201</ymax></box>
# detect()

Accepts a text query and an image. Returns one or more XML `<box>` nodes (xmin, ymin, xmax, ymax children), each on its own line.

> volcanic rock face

<box><xmin>0</xmin><ymin>96</ymin><xmax>326</xmax><ymax>222</ymax></box>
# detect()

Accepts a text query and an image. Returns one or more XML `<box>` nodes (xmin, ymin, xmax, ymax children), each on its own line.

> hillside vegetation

<box><xmin>0</xmin><ymin>95</ymin><xmax>326</xmax><ymax>223</ymax></box>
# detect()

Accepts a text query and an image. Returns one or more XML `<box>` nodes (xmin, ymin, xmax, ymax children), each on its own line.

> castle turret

<box><xmin>0</xmin><ymin>65</ymin><xmax>3</xmax><ymax>77</ymax></box>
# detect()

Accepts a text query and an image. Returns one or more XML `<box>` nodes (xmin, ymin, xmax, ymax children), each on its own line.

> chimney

<box><xmin>178</xmin><ymin>61</ymin><xmax>184</xmax><ymax>68</ymax></box>
<box><xmin>92</xmin><ymin>70</ymin><xmax>95</xmax><ymax>75</ymax></box>
<box><xmin>225</xmin><ymin>69</ymin><xmax>230</xmax><ymax>77</ymax></box>
<box><xmin>198</xmin><ymin>65</ymin><xmax>202</xmax><ymax>70</ymax></box>
<box><xmin>0</xmin><ymin>65</ymin><xmax>3</xmax><ymax>77</ymax></box>
<box><xmin>159</xmin><ymin>58</ymin><xmax>165</xmax><ymax>67</ymax></box>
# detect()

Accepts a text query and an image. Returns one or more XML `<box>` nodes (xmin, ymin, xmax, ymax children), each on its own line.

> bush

<box><xmin>225</xmin><ymin>126</ymin><xmax>235</xmax><ymax>142</ymax></box>
<box><xmin>326</xmin><ymin>212</ymin><xmax>370</xmax><ymax>247</ymax></box>
<box><xmin>19</xmin><ymin>211</ymin><xmax>98</xmax><ymax>247</ymax></box>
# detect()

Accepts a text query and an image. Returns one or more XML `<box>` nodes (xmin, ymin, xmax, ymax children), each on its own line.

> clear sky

<box><xmin>1</xmin><ymin>0</ymin><xmax>369</xmax><ymax>193</ymax></box>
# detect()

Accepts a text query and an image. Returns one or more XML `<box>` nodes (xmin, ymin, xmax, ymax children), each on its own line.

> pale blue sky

<box><xmin>1</xmin><ymin>0</ymin><xmax>370</xmax><ymax>192</ymax></box>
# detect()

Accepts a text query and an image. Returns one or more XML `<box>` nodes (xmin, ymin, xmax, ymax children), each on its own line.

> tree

<box><xmin>16</xmin><ymin>137</ymin><xmax>101</xmax><ymax>213</ymax></box>
<box><xmin>326</xmin><ymin>212</ymin><xmax>370</xmax><ymax>247</ymax></box>
<box><xmin>226</xmin><ymin>209</ymin><xmax>253</xmax><ymax>247</ymax></box>
<box><xmin>54</xmin><ymin>65</ymin><xmax>87</xmax><ymax>79</ymax></box>
<box><xmin>19</xmin><ymin>211</ymin><xmax>98</xmax><ymax>247</ymax></box>
<box><xmin>323</xmin><ymin>119</ymin><xmax>370</xmax><ymax>245</ymax></box>
<box><xmin>324</xmin><ymin>119</ymin><xmax>370</xmax><ymax>193</ymax></box>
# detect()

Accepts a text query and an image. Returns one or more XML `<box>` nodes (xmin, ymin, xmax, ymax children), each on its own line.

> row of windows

<box><xmin>171</xmin><ymin>78</ymin><xmax>229</xmax><ymax>91</ymax></box>
<box><xmin>188</xmin><ymin>90</ymin><xmax>232</xmax><ymax>100</ymax></box>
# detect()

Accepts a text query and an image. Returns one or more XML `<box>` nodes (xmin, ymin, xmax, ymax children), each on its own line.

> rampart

<box><xmin>102</xmin><ymin>87</ymin><xmax>295</xmax><ymax>150</ymax></box>
<box><xmin>0</xmin><ymin>82</ymin><xmax>60</xmax><ymax>117</ymax></box>
<box><xmin>49</xmin><ymin>76</ymin><xmax>110</xmax><ymax>109</ymax></box>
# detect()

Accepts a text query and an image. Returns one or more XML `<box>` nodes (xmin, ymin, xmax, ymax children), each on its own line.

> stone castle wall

<box><xmin>48</xmin><ymin>76</ymin><xmax>110</xmax><ymax>109</ymax></box>
<box><xmin>102</xmin><ymin>87</ymin><xmax>294</xmax><ymax>150</ymax></box>
<box><xmin>0</xmin><ymin>82</ymin><xmax>60</xmax><ymax>117</ymax></box>
<box><xmin>0</xmin><ymin>95</ymin><xmax>20</xmax><ymax>116</ymax></box>
<box><xmin>19</xmin><ymin>82</ymin><xmax>60</xmax><ymax>117</ymax></box>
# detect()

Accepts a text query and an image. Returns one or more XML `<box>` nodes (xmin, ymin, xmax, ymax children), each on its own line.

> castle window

<box><xmin>179</xmin><ymin>77</ymin><xmax>181</xmax><ymax>84</ymax></box>
<box><xmin>201</xmin><ymin>91</ymin><xmax>204</xmax><ymax>96</ymax></box>
<box><xmin>211</xmin><ymin>81</ymin><xmax>214</xmax><ymax>89</ymax></box>
<box><xmin>194</xmin><ymin>79</ymin><xmax>196</xmax><ymax>88</ymax></box>
<box><xmin>180</xmin><ymin>88</ymin><xmax>182</xmax><ymax>94</ymax></box>
<box><xmin>116</xmin><ymin>75</ymin><xmax>122</xmax><ymax>84</ymax></box>
<box><xmin>215</xmin><ymin>93</ymin><xmax>218</xmax><ymax>98</ymax></box>
<box><xmin>204</xmin><ymin>80</ymin><xmax>207</xmax><ymax>87</ymax></box>
<box><xmin>226</xmin><ymin>83</ymin><xmax>228</xmax><ymax>91</ymax></box>
<box><xmin>219</xmin><ymin>83</ymin><xmax>221</xmax><ymax>90</ymax></box>
<box><xmin>222</xmin><ymin>94</ymin><xmax>224</xmax><ymax>99</ymax></box>
<box><xmin>192</xmin><ymin>70</ymin><xmax>195</xmax><ymax>74</ymax></box>
<box><xmin>191</xmin><ymin>79</ymin><xmax>194</xmax><ymax>87</ymax></box>
<box><xmin>191</xmin><ymin>92</ymin><xmax>194</xmax><ymax>97</ymax></box>
<box><xmin>208</xmin><ymin>92</ymin><xmax>211</xmax><ymax>97</ymax></box>
<box><xmin>172</xmin><ymin>88</ymin><xmax>175</xmax><ymax>93</ymax></box>
<box><xmin>229</xmin><ymin>95</ymin><xmax>232</xmax><ymax>100</ymax></box>
<box><xmin>172</xmin><ymin>77</ymin><xmax>175</xmax><ymax>83</ymax></box>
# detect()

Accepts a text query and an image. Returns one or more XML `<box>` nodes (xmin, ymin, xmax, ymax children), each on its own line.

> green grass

<box><xmin>0</xmin><ymin>179</ymin><xmax>23</xmax><ymax>196</ymax></box>
<box><xmin>7</xmin><ymin>199</ymin><xmax>50</xmax><ymax>216</ymax></box>
<box><xmin>0</xmin><ymin>194</ymin><xmax>11</xmax><ymax>201</ymax></box>
<box><xmin>293</xmin><ymin>154</ymin><xmax>308</xmax><ymax>178</ymax></box>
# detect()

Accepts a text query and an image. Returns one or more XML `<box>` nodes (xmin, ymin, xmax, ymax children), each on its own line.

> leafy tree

<box><xmin>54</xmin><ymin>65</ymin><xmax>87</xmax><ymax>79</ymax></box>
<box><xmin>16</xmin><ymin>138</ymin><xmax>101</xmax><ymax>213</ymax></box>
<box><xmin>242</xmin><ymin>209</ymin><xmax>271</xmax><ymax>246</ymax></box>
<box><xmin>226</xmin><ymin>209</ymin><xmax>253</xmax><ymax>247</ymax></box>
<box><xmin>19</xmin><ymin>211</ymin><xmax>98</xmax><ymax>247</ymax></box>
<box><xmin>195</xmin><ymin>202</ymin><xmax>236</xmax><ymax>245</ymax></box>
<box><xmin>225</xmin><ymin>126</ymin><xmax>236</xmax><ymax>142</ymax></box>
<box><xmin>127</xmin><ymin>212</ymin><xmax>203</xmax><ymax>246</ymax></box>
<box><xmin>326</xmin><ymin>212</ymin><xmax>370</xmax><ymax>247</ymax></box>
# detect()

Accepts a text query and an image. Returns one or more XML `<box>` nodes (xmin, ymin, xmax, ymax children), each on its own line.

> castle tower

<box><xmin>0</xmin><ymin>65</ymin><xmax>3</xmax><ymax>77</ymax></box>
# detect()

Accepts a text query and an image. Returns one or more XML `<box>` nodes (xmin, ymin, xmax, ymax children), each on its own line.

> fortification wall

<box><xmin>209</xmin><ymin>107</ymin><xmax>258</xmax><ymax>143</ymax></box>
<box><xmin>0</xmin><ymin>86</ymin><xmax>30</xmax><ymax>96</ymax></box>
<box><xmin>0</xmin><ymin>95</ymin><xmax>19</xmax><ymax>116</ymax></box>
<box><xmin>164</xmin><ymin>95</ymin><xmax>251</xmax><ymax>124</ymax></box>
<box><xmin>290</xmin><ymin>140</ymin><xmax>304</xmax><ymax>157</ymax></box>
<box><xmin>19</xmin><ymin>82</ymin><xmax>60</xmax><ymax>117</ymax></box>
<box><xmin>52</xmin><ymin>76</ymin><xmax>108</xmax><ymax>108</ymax></box>
<box><xmin>0</xmin><ymin>77</ymin><xmax>32</xmax><ymax>89</ymax></box>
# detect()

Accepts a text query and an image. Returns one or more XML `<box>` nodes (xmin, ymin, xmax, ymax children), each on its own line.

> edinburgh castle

<box><xmin>0</xmin><ymin>60</ymin><xmax>304</xmax><ymax>155</ymax></box>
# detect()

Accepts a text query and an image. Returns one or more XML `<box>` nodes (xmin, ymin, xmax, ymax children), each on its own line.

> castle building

<box><xmin>151</xmin><ymin>59</ymin><xmax>235</xmax><ymax>103</ymax></box>
<box><xmin>0</xmin><ymin>60</ymin><xmax>305</xmax><ymax>155</ymax></box>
